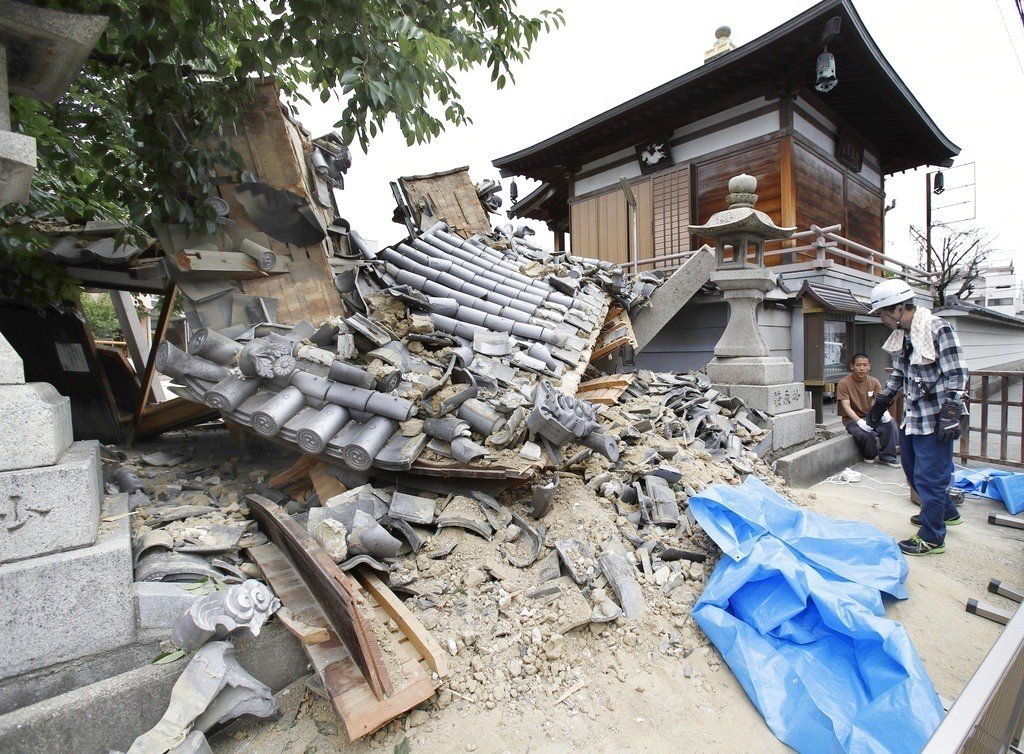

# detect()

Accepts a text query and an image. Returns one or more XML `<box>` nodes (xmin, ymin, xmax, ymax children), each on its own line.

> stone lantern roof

<box><xmin>688</xmin><ymin>174</ymin><xmax>795</xmax><ymax>242</ymax></box>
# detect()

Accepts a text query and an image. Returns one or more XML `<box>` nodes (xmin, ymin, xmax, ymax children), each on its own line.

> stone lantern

<box><xmin>688</xmin><ymin>174</ymin><xmax>815</xmax><ymax>450</ymax></box>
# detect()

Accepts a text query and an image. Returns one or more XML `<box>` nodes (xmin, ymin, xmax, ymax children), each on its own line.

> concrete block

<box><xmin>775</xmin><ymin>434</ymin><xmax>861</xmax><ymax>488</ymax></box>
<box><xmin>633</xmin><ymin>247</ymin><xmax>715</xmax><ymax>352</ymax></box>
<box><xmin>0</xmin><ymin>441</ymin><xmax>102</xmax><ymax>565</ymax></box>
<box><xmin>705</xmin><ymin>356</ymin><xmax>794</xmax><ymax>386</ymax></box>
<box><xmin>722</xmin><ymin>382</ymin><xmax>806</xmax><ymax>416</ymax></box>
<box><xmin>0</xmin><ymin>637</ymin><xmax>164</xmax><ymax>715</ymax></box>
<box><xmin>0</xmin><ymin>131</ymin><xmax>37</xmax><ymax>208</ymax></box>
<box><xmin>770</xmin><ymin>408</ymin><xmax>816</xmax><ymax>451</ymax></box>
<box><xmin>0</xmin><ymin>622</ymin><xmax>307</xmax><ymax>754</ymax></box>
<box><xmin>0</xmin><ymin>334</ymin><xmax>24</xmax><ymax>385</ymax></box>
<box><xmin>0</xmin><ymin>494</ymin><xmax>135</xmax><ymax>680</ymax></box>
<box><xmin>0</xmin><ymin>1</ymin><xmax>109</xmax><ymax>103</ymax></box>
<box><xmin>0</xmin><ymin>383</ymin><xmax>72</xmax><ymax>472</ymax></box>
<box><xmin>134</xmin><ymin>582</ymin><xmax>203</xmax><ymax>630</ymax></box>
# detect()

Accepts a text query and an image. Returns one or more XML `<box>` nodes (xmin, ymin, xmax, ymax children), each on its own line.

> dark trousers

<box><xmin>900</xmin><ymin>428</ymin><xmax>958</xmax><ymax>544</ymax></box>
<box><xmin>845</xmin><ymin>420</ymin><xmax>897</xmax><ymax>460</ymax></box>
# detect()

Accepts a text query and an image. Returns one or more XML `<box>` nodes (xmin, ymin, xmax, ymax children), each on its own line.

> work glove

<box><xmin>937</xmin><ymin>398</ymin><xmax>963</xmax><ymax>443</ymax></box>
<box><xmin>864</xmin><ymin>394</ymin><xmax>894</xmax><ymax>429</ymax></box>
<box><xmin>881</xmin><ymin>411</ymin><xmax>892</xmax><ymax>424</ymax></box>
<box><xmin>856</xmin><ymin>419</ymin><xmax>872</xmax><ymax>433</ymax></box>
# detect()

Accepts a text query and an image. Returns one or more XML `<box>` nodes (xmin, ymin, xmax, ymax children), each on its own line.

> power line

<box><xmin>995</xmin><ymin>0</ymin><xmax>1024</xmax><ymax>77</ymax></box>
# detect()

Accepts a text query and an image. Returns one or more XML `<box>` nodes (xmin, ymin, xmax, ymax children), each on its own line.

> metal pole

<box><xmin>925</xmin><ymin>172</ymin><xmax>933</xmax><ymax>273</ymax></box>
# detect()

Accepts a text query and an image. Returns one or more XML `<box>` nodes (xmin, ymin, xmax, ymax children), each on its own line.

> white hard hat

<box><xmin>868</xmin><ymin>279</ymin><xmax>914</xmax><ymax>314</ymax></box>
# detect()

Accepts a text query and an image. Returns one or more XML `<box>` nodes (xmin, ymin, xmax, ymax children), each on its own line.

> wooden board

<box><xmin>576</xmin><ymin>373</ymin><xmax>636</xmax><ymax>406</ymax></box>
<box><xmin>250</xmin><ymin>542</ymin><xmax>440</xmax><ymax>740</ymax></box>
<box><xmin>246</xmin><ymin>494</ymin><xmax>392</xmax><ymax>699</ymax></box>
<box><xmin>590</xmin><ymin>307</ymin><xmax>637</xmax><ymax>362</ymax></box>
<box><xmin>399</xmin><ymin>167</ymin><xmax>490</xmax><ymax>237</ymax></box>
<box><xmin>134</xmin><ymin>397</ymin><xmax>219</xmax><ymax>440</ymax></box>
<box><xmin>310</xmin><ymin>461</ymin><xmax>347</xmax><ymax>502</ymax></box>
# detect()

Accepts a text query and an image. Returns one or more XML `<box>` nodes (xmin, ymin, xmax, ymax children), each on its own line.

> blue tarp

<box><xmin>690</xmin><ymin>477</ymin><xmax>944</xmax><ymax>754</ymax></box>
<box><xmin>953</xmin><ymin>467</ymin><xmax>1024</xmax><ymax>514</ymax></box>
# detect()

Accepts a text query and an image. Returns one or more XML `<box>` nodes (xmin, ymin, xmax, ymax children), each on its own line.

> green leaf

<box><xmin>152</xmin><ymin>649</ymin><xmax>187</xmax><ymax>665</ymax></box>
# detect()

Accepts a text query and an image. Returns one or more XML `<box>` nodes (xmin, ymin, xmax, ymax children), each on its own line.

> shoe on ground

<box><xmin>899</xmin><ymin>535</ymin><xmax>946</xmax><ymax>556</ymax></box>
<box><xmin>879</xmin><ymin>456</ymin><xmax>901</xmax><ymax>468</ymax></box>
<box><xmin>910</xmin><ymin>512</ymin><xmax>963</xmax><ymax>527</ymax></box>
<box><xmin>863</xmin><ymin>456</ymin><xmax>877</xmax><ymax>464</ymax></box>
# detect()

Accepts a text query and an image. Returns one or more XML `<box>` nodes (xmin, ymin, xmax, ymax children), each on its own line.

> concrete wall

<box><xmin>634</xmin><ymin>298</ymin><xmax>792</xmax><ymax>372</ymax></box>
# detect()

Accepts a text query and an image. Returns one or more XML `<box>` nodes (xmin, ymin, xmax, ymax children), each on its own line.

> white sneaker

<box><xmin>863</xmin><ymin>456</ymin><xmax>877</xmax><ymax>464</ymax></box>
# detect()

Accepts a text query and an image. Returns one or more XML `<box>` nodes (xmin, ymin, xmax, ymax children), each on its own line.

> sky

<box><xmin>293</xmin><ymin>0</ymin><xmax>1024</xmax><ymax>269</ymax></box>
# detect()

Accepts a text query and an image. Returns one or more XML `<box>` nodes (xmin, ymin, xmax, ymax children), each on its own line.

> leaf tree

<box><xmin>4</xmin><ymin>0</ymin><xmax>563</xmax><ymax>240</ymax></box>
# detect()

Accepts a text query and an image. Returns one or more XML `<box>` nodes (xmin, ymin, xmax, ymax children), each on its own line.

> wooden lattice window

<box><xmin>652</xmin><ymin>166</ymin><xmax>692</xmax><ymax>266</ymax></box>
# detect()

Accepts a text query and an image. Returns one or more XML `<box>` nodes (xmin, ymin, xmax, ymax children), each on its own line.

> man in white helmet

<box><xmin>862</xmin><ymin>279</ymin><xmax>968</xmax><ymax>556</ymax></box>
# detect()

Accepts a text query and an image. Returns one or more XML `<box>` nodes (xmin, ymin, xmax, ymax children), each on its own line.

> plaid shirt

<box><xmin>878</xmin><ymin>316</ymin><xmax>969</xmax><ymax>435</ymax></box>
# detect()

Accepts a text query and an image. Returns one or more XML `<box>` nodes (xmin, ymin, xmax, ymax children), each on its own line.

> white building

<box><xmin>962</xmin><ymin>261</ymin><xmax>1022</xmax><ymax>317</ymax></box>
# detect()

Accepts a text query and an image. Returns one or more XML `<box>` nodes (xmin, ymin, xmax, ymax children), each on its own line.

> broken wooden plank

<box><xmin>276</xmin><ymin>605</ymin><xmax>330</xmax><ymax>645</ymax></box>
<box><xmin>310</xmin><ymin>461</ymin><xmax>347</xmax><ymax>502</ymax></box>
<box><xmin>267</xmin><ymin>454</ymin><xmax>318</xmax><ymax>489</ymax></box>
<box><xmin>246</xmin><ymin>494</ymin><xmax>392</xmax><ymax>699</ymax></box>
<box><xmin>134</xmin><ymin>397</ymin><xmax>218</xmax><ymax>440</ymax></box>
<box><xmin>250</xmin><ymin>542</ymin><xmax>439</xmax><ymax>741</ymax></box>
<box><xmin>355</xmin><ymin>570</ymin><xmax>449</xmax><ymax>677</ymax></box>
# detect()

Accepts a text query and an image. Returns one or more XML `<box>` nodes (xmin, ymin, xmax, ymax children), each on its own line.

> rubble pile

<box><xmin>111</xmin><ymin>220</ymin><xmax>795</xmax><ymax>745</ymax></box>
<box><xmin>157</xmin><ymin>221</ymin><xmax>635</xmax><ymax>483</ymax></box>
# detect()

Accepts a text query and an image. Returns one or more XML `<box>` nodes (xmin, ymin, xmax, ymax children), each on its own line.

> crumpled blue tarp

<box><xmin>691</xmin><ymin>477</ymin><xmax>944</xmax><ymax>754</ymax></box>
<box><xmin>953</xmin><ymin>467</ymin><xmax>1024</xmax><ymax>514</ymax></box>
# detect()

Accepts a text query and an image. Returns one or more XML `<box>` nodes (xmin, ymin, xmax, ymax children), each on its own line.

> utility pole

<box><xmin>925</xmin><ymin>172</ymin><xmax>933</xmax><ymax>273</ymax></box>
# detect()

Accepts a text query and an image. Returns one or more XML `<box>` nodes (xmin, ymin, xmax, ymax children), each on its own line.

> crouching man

<box><xmin>837</xmin><ymin>353</ymin><xmax>899</xmax><ymax>467</ymax></box>
<box><xmin>863</xmin><ymin>280</ymin><xmax>968</xmax><ymax>556</ymax></box>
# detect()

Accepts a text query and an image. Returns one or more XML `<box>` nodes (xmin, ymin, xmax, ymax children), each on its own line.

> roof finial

<box><xmin>705</xmin><ymin>25</ymin><xmax>736</xmax><ymax>62</ymax></box>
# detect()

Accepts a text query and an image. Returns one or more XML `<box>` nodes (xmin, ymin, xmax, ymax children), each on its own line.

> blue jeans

<box><xmin>900</xmin><ymin>428</ymin><xmax>958</xmax><ymax>544</ymax></box>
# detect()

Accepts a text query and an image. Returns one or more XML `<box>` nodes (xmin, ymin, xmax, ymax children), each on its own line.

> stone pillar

<box><xmin>0</xmin><ymin>334</ymin><xmax>136</xmax><ymax>680</ymax></box>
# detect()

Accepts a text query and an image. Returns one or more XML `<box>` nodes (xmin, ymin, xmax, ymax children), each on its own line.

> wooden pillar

<box><xmin>552</xmin><ymin>228</ymin><xmax>565</xmax><ymax>252</ymax></box>
<box><xmin>778</xmin><ymin>135</ymin><xmax>798</xmax><ymax>264</ymax></box>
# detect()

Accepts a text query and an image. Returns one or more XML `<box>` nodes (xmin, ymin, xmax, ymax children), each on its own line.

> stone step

<box><xmin>769</xmin><ymin>408</ymin><xmax>816</xmax><ymax>451</ymax></box>
<box><xmin>0</xmin><ymin>383</ymin><xmax>72</xmax><ymax>472</ymax></box>
<box><xmin>0</xmin><ymin>440</ymin><xmax>102</xmax><ymax>565</ymax></box>
<box><xmin>775</xmin><ymin>434</ymin><xmax>862</xmax><ymax>488</ymax></box>
<box><xmin>0</xmin><ymin>494</ymin><xmax>135</xmax><ymax>680</ymax></box>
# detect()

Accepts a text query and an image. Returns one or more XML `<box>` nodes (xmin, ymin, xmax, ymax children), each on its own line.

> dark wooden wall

<box><xmin>694</xmin><ymin>140</ymin><xmax>783</xmax><ymax>228</ymax></box>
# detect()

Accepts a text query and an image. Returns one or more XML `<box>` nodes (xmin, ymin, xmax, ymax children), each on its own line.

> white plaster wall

<box><xmin>794</xmin><ymin>111</ymin><xmax>835</xmax><ymax>154</ymax></box>
<box><xmin>573</xmin><ymin>97</ymin><xmax>777</xmax><ymax>197</ymax></box>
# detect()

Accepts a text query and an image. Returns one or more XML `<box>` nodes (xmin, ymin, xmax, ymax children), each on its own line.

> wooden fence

<box><xmin>959</xmin><ymin>370</ymin><xmax>1024</xmax><ymax>469</ymax></box>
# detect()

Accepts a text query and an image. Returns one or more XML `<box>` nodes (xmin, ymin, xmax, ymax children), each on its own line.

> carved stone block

<box><xmin>0</xmin><ymin>493</ymin><xmax>134</xmax><ymax>680</ymax></box>
<box><xmin>0</xmin><ymin>383</ymin><xmax>72</xmax><ymax>472</ymax></box>
<box><xmin>0</xmin><ymin>440</ymin><xmax>102</xmax><ymax>565</ymax></box>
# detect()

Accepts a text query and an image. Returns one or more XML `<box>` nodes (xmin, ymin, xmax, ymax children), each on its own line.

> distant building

<box><xmin>960</xmin><ymin>262</ymin><xmax>1022</xmax><ymax>317</ymax></box>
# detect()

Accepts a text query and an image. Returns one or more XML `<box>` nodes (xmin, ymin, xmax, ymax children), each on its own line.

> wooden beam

<box><xmin>110</xmin><ymin>290</ymin><xmax>149</xmax><ymax>378</ymax></box>
<box><xmin>132</xmin><ymin>285</ymin><xmax>176</xmax><ymax>433</ymax></box>
<box><xmin>780</xmin><ymin>134</ymin><xmax>797</xmax><ymax>229</ymax></box>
